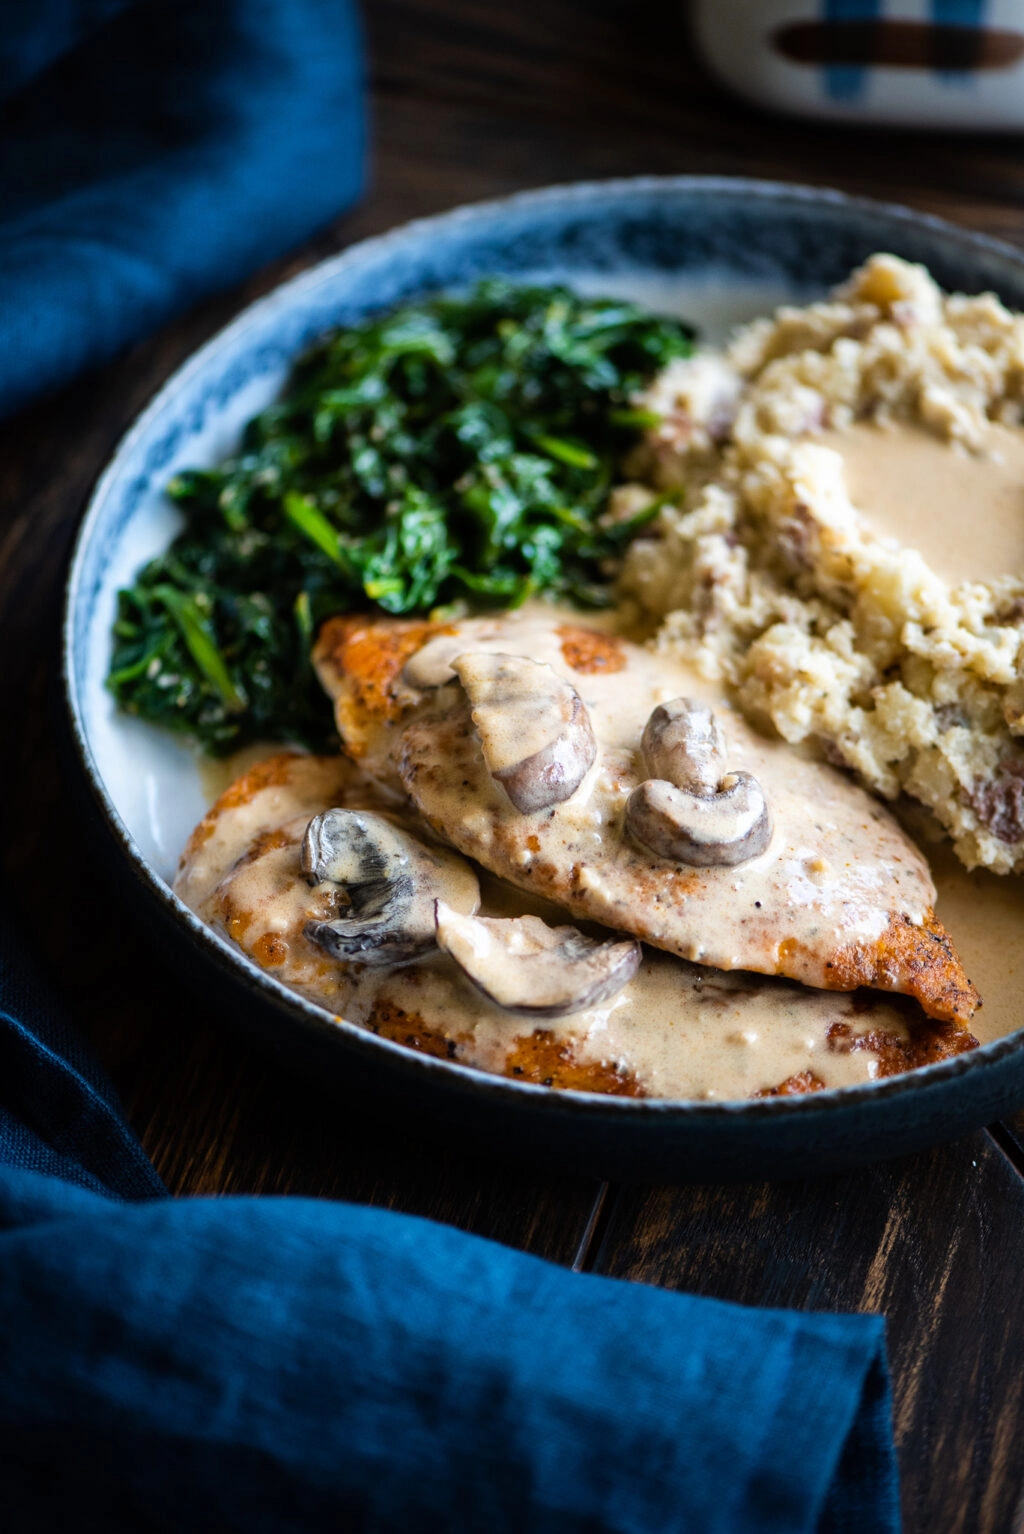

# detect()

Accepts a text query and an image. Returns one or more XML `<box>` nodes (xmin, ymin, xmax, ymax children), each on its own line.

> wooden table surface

<box><xmin>3</xmin><ymin>4</ymin><xmax>1024</xmax><ymax>1528</ymax></box>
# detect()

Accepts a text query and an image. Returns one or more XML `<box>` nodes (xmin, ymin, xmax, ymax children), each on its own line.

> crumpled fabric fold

<box><xmin>0</xmin><ymin>0</ymin><xmax>365</xmax><ymax>419</ymax></box>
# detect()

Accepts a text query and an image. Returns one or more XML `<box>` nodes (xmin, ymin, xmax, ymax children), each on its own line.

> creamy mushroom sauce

<box><xmin>176</xmin><ymin>752</ymin><xmax>951</xmax><ymax>1100</ymax></box>
<box><xmin>897</xmin><ymin>800</ymin><xmax>1024</xmax><ymax>1047</ymax></box>
<box><xmin>434</xmin><ymin>903</ymin><xmax>641</xmax><ymax>1016</ymax></box>
<box><xmin>454</xmin><ymin>653</ymin><xmax>587</xmax><ymax>777</ymax></box>
<box><xmin>393</xmin><ymin>613</ymin><xmax>946</xmax><ymax>998</ymax></box>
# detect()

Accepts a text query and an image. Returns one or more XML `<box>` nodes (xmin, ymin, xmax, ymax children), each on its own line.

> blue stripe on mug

<box><xmin>931</xmin><ymin>0</ymin><xmax>987</xmax><ymax>24</ymax></box>
<box><xmin>932</xmin><ymin>0</ymin><xmax>988</xmax><ymax>83</ymax></box>
<box><xmin>824</xmin><ymin>0</ymin><xmax>882</xmax><ymax>100</ymax></box>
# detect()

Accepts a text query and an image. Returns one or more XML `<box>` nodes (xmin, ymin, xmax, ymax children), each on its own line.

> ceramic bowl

<box><xmin>64</xmin><ymin>177</ymin><xmax>1024</xmax><ymax>1180</ymax></box>
<box><xmin>693</xmin><ymin>0</ymin><xmax>1024</xmax><ymax>131</ymax></box>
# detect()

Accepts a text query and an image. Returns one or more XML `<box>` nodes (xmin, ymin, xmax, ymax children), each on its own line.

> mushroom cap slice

<box><xmin>452</xmin><ymin>651</ymin><xmax>597</xmax><ymax>814</ymax></box>
<box><xmin>435</xmin><ymin>900</ymin><xmax>641</xmax><ymax>1017</ymax></box>
<box><xmin>303</xmin><ymin>809</ymin><xmax>479</xmax><ymax>968</ymax></box>
<box><xmin>626</xmin><ymin>772</ymin><xmax>773</xmax><ymax>867</ymax></box>
<box><xmin>642</xmin><ymin>698</ymin><xmax>727</xmax><ymax>795</ymax></box>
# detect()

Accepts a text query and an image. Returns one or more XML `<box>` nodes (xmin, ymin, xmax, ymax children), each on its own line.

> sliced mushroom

<box><xmin>452</xmin><ymin>652</ymin><xmax>597</xmax><ymax>814</ymax></box>
<box><xmin>402</xmin><ymin>633</ymin><xmax>468</xmax><ymax>689</ymax></box>
<box><xmin>626</xmin><ymin>773</ymin><xmax>772</xmax><ymax>867</ymax></box>
<box><xmin>303</xmin><ymin>809</ymin><xmax>479</xmax><ymax>967</ymax></box>
<box><xmin>641</xmin><ymin>698</ymin><xmax>727</xmax><ymax>795</ymax></box>
<box><xmin>435</xmin><ymin>900</ymin><xmax>641</xmax><ymax>1017</ymax></box>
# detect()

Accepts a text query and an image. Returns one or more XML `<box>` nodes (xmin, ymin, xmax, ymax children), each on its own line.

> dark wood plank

<box><xmin>992</xmin><ymin>1108</ymin><xmax>1024</xmax><ymax>1167</ymax></box>
<box><xmin>127</xmin><ymin>1021</ymin><xmax>600</xmax><ymax>1259</ymax></box>
<box><xmin>588</xmin><ymin>1132</ymin><xmax>1024</xmax><ymax>1534</ymax></box>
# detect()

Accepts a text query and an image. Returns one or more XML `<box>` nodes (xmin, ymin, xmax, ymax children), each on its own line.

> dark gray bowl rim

<box><xmin>62</xmin><ymin>173</ymin><xmax>1024</xmax><ymax>1128</ymax></box>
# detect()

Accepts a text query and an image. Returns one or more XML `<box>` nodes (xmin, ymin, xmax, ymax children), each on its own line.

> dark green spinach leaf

<box><xmin>108</xmin><ymin>280</ymin><xmax>693</xmax><ymax>754</ymax></box>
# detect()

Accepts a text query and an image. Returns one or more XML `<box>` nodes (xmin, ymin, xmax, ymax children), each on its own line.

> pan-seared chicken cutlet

<box><xmin>314</xmin><ymin>611</ymin><xmax>979</xmax><ymax>1027</ymax></box>
<box><xmin>175</xmin><ymin>751</ymin><xmax>977</xmax><ymax>1099</ymax></box>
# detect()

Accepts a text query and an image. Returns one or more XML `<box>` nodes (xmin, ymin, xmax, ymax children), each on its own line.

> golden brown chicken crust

<box><xmin>826</xmin><ymin>1016</ymin><xmax>979</xmax><ymax>1072</ymax></box>
<box><xmin>365</xmin><ymin>1001</ymin><xmax>976</xmax><ymax>1095</ymax></box>
<box><xmin>364</xmin><ymin>1001</ymin><xmax>643</xmax><ymax>1092</ymax></box>
<box><xmin>755</xmin><ymin>1070</ymin><xmax>824</xmax><ymax>1097</ymax></box>
<box><xmin>314</xmin><ymin>614</ymin><xmax>449</xmax><ymax>767</ymax></box>
<box><xmin>503</xmin><ymin>1030</ymin><xmax>643</xmax><ymax>1094</ymax></box>
<box><xmin>556</xmin><ymin>625</ymin><xmax>627</xmax><ymax>676</ymax></box>
<box><xmin>364</xmin><ymin>999</ymin><xmax>470</xmax><ymax>1062</ymax></box>
<box><xmin>828</xmin><ymin>913</ymin><xmax>979</xmax><ymax>1027</ymax></box>
<box><xmin>315</xmin><ymin>612</ymin><xmax>439</xmax><ymax>693</ymax></box>
<box><xmin>182</xmin><ymin>750</ymin><xmax>307</xmax><ymax>856</ymax></box>
<box><xmin>252</xmin><ymin>932</ymin><xmax>290</xmax><ymax>968</ymax></box>
<box><xmin>756</xmin><ymin>1014</ymin><xmax>978</xmax><ymax>1095</ymax></box>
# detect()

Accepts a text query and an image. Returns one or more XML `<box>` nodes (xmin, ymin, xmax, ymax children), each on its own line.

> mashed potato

<box><xmin>620</xmin><ymin>254</ymin><xmax>1024</xmax><ymax>874</ymax></box>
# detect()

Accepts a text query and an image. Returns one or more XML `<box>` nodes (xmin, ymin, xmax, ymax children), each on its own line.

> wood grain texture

<box><xmin>2</xmin><ymin>2</ymin><xmax>1024</xmax><ymax>1524</ymax></box>
<box><xmin>590</xmin><ymin>1132</ymin><xmax>1024</xmax><ymax>1533</ymax></box>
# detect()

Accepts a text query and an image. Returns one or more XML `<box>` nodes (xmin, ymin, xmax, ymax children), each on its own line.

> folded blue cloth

<box><xmin>0</xmin><ymin>0</ymin><xmax>365</xmax><ymax>419</ymax></box>
<box><xmin>1</xmin><ymin>1165</ymin><xmax>898</xmax><ymax>1534</ymax></box>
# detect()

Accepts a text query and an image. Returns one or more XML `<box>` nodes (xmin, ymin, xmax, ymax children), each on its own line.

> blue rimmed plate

<box><xmin>63</xmin><ymin>177</ymin><xmax>1024</xmax><ymax>1179</ymax></box>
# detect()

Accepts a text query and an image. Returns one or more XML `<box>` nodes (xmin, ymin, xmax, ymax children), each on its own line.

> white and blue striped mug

<box><xmin>692</xmin><ymin>1</ymin><xmax>1024</xmax><ymax>129</ymax></box>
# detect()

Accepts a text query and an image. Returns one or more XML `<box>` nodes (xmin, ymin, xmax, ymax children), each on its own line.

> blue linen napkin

<box><xmin>0</xmin><ymin>897</ymin><xmax>901</xmax><ymax>1532</ymax></box>
<box><xmin>1</xmin><ymin>1165</ymin><xmax>898</xmax><ymax>1534</ymax></box>
<box><xmin>0</xmin><ymin>0</ymin><xmax>365</xmax><ymax>419</ymax></box>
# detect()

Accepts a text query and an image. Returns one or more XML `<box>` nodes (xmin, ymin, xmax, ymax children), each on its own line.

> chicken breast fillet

<box><xmin>175</xmin><ymin>751</ymin><xmax>977</xmax><ymax>1097</ymax></box>
<box><xmin>314</xmin><ymin>611</ymin><xmax>979</xmax><ymax>1026</ymax></box>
